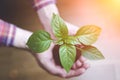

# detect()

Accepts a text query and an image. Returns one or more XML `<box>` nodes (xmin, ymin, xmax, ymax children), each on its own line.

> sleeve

<box><xmin>0</xmin><ymin>19</ymin><xmax>16</xmax><ymax>46</ymax></box>
<box><xmin>0</xmin><ymin>19</ymin><xmax>32</xmax><ymax>49</ymax></box>
<box><xmin>33</xmin><ymin>0</ymin><xmax>57</xmax><ymax>11</ymax></box>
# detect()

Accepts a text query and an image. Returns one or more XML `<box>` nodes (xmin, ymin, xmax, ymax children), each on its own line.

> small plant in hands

<box><xmin>27</xmin><ymin>13</ymin><xmax>105</xmax><ymax>73</ymax></box>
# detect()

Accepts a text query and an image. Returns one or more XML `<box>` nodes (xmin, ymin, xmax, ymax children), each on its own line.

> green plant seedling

<box><xmin>27</xmin><ymin>13</ymin><xmax>104</xmax><ymax>73</ymax></box>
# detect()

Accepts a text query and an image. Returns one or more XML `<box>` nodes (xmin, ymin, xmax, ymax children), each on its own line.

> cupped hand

<box><xmin>33</xmin><ymin>43</ymin><xmax>89</xmax><ymax>78</ymax></box>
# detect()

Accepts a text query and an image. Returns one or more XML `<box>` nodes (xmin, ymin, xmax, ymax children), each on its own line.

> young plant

<box><xmin>27</xmin><ymin>13</ymin><xmax>105</xmax><ymax>73</ymax></box>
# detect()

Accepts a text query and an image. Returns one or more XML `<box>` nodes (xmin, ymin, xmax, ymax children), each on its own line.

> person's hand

<box><xmin>33</xmin><ymin>43</ymin><xmax>89</xmax><ymax>78</ymax></box>
<box><xmin>32</xmin><ymin>22</ymin><xmax>90</xmax><ymax>78</ymax></box>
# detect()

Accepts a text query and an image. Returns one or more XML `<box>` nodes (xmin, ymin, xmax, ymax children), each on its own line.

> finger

<box><xmin>79</xmin><ymin>56</ymin><xmax>90</xmax><ymax>69</ymax></box>
<box><xmin>76</xmin><ymin>60</ymin><xmax>82</xmax><ymax>67</ymax></box>
<box><xmin>72</xmin><ymin>56</ymin><xmax>86</xmax><ymax>68</ymax></box>
<box><xmin>64</xmin><ymin>68</ymin><xmax>86</xmax><ymax>78</ymax></box>
<box><xmin>79</xmin><ymin>56</ymin><xmax>87</xmax><ymax>63</ymax></box>
<box><xmin>72</xmin><ymin>63</ymin><xmax>76</xmax><ymax>69</ymax></box>
<box><xmin>82</xmin><ymin>61</ymin><xmax>90</xmax><ymax>69</ymax></box>
<box><xmin>72</xmin><ymin>60</ymin><xmax>82</xmax><ymax>69</ymax></box>
<box><xmin>72</xmin><ymin>56</ymin><xmax>87</xmax><ymax>69</ymax></box>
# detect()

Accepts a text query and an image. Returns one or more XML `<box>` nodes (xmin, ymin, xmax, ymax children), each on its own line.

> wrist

<box><xmin>32</xmin><ymin>0</ymin><xmax>59</xmax><ymax>28</ymax></box>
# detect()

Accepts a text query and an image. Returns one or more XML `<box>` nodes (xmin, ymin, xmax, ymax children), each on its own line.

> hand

<box><xmin>32</xmin><ymin>22</ymin><xmax>90</xmax><ymax>78</ymax></box>
<box><xmin>33</xmin><ymin>43</ymin><xmax>89</xmax><ymax>78</ymax></box>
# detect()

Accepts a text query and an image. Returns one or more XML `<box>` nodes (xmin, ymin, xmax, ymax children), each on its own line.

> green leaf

<box><xmin>56</xmin><ymin>36</ymin><xmax>80</xmax><ymax>45</ymax></box>
<box><xmin>56</xmin><ymin>38</ymin><xmax>64</xmax><ymax>45</ymax></box>
<box><xmin>81</xmin><ymin>46</ymin><xmax>105</xmax><ymax>60</ymax></box>
<box><xmin>64</xmin><ymin>36</ymin><xmax>81</xmax><ymax>45</ymax></box>
<box><xmin>59</xmin><ymin>44</ymin><xmax>76</xmax><ymax>72</ymax></box>
<box><xmin>27</xmin><ymin>30</ymin><xmax>52</xmax><ymax>53</ymax></box>
<box><xmin>51</xmin><ymin>13</ymin><xmax>68</xmax><ymax>38</ymax></box>
<box><xmin>75</xmin><ymin>25</ymin><xmax>101</xmax><ymax>45</ymax></box>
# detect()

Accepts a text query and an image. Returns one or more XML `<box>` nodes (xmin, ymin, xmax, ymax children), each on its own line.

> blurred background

<box><xmin>0</xmin><ymin>0</ymin><xmax>120</xmax><ymax>80</ymax></box>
